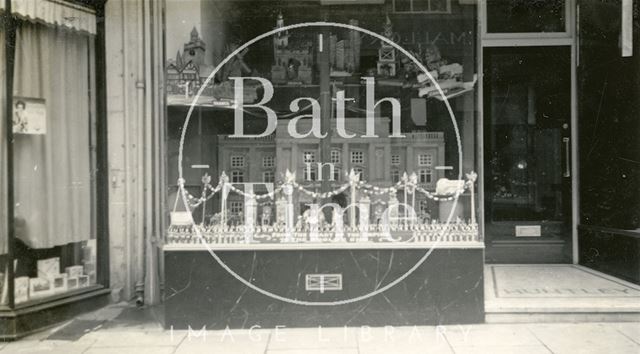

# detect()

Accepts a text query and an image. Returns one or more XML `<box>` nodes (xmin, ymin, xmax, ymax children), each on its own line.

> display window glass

<box><xmin>485</xmin><ymin>0</ymin><xmax>567</xmax><ymax>34</ymax></box>
<box><xmin>1</xmin><ymin>9</ymin><xmax>101</xmax><ymax>306</ymax></box>
<box><xmin>164</xmin><ymin>0</ymin><xmax>479</xmax><ymax>248</ymax></box>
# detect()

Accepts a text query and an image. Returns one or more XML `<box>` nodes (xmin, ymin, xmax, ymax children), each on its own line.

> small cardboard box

<box><xmin>67</xmin><ymin>277</ymin><xmax>79</xmax><ymax>290</ymax></box>
<box><xmin>78</xmin><ymin>275</ymin><xmax>90</xmax><ymax>288</ymax></box>
<box><xmin>50</xmin><ymin>274</ymin><xmax>68</xmax><ymax>293</ymax></box>
<box><xmin>15</xmin><ymin>277</ymin><xmax>29</xmax><ymax>303</ymax></box>
<box><xmin>37</xmin><ymin>257</ymin><xmax>60</xmax><ymax>279</ymax></box>
<box><xmin>83</xmin><ymin>261</ymin><xmax>96</xmax><ymax>275</ymax></box>
<box><xmin>65</xmin><ymin>265</ymin><xmax>84</xmax><ymax>278</ymax></box>
<box><xmin>29</xmin><ymin>277</ymin><xmax>53</xmax><ymax>298</ymax></box>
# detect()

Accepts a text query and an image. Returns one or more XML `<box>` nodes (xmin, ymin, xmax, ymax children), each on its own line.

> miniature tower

<box><xmin>377</xmin><ymin>15</ymin><xmax>396</xmax><ymax>77</ymax></box>
<box><xmin>274</xmin><ymin>12</ymin><xmax>289</xmax><ymax>52</ymax></box>
<box><xmin>183</xmin><ymin>27</ymin><xmax>206</xmax><ymax>66</ymax></box>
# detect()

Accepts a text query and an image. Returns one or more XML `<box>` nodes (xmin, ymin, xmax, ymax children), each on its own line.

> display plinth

<box><xmin>163</xmin><ymin>244</ymin><xmax>484</xmax><ymax>329</ymax></box>
<box><xmin>0</xmin><ymin>286</ymin><xmax>110</xmax><ymax>340</ymax></box>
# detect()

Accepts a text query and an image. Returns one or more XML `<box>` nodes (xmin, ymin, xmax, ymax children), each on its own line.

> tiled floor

<box><xmin>485</xmin><ymin>264</ymin><xmax>640</xmax><ymax>313</ymax></box>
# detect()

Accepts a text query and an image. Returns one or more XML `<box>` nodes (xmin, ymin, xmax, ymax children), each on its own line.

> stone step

<box><xmin>486</xmin><ymin>312</ymin><xmax>640</xmax><ymax>323</ymax></box>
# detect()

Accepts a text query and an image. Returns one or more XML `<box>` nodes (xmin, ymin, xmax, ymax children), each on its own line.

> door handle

<box><xmin>563</xmin><ymin>137</ymin><xmax>570</xmax><ymax>177</ymax></box>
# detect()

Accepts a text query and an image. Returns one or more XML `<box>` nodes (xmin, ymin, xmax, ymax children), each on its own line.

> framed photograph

<box><xmin>12</xmin><ymin>97</ymin><xmax>46</xmax><ymax>135</ymax></box>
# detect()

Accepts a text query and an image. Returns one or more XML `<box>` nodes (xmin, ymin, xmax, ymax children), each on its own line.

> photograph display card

<box><xmin>12</xmin><ymin>97</ymin><xmax>46</xmax><ymax>134</ymax></box>
<box><xmin>29</xmin><ymin>278</ymin><xmax>53</xmax><ymax>298</ymax></box>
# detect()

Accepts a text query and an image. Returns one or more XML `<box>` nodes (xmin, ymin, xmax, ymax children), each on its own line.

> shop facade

<box><xmin>1</xmin><ymin>0</ymin><xmax>638</xmax><ymax>338</ymax></box>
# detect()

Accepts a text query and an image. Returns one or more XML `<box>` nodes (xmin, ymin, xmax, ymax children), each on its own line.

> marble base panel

<box><xmin>163</xmin><ymin>248</ymin><xmax>484</xmax><ymax>329</ymax></box>
<box><xmin>579</xmin><ymin>226</ymin><xmax>640</xmax><ymax>285</ymax></box>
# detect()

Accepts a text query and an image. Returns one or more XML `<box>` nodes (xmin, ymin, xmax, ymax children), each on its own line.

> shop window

<box><xmin>330</xmin><ymin>149</ymin><xmax>341</xmax><ymax>164</ymax></box>
<box><xmin>419</xmin><ymin>169</ymin><xmax>433</xmax><ymax>184</ymax></box>
<box><xmin>263</xmin><ymin>171</ymin><xmax>275</xmax><ymax>183</ymax></box>
<box><xmin>231</xmin><ymin>155</ymin><xmax>245</xmax><ymax>168</ymax></box>
<box><xmin>418</xmin><ymin>153</ymin><xmax>433</xmax><ymax>166</ymax></box>
<box><xmin>263</xmin><ymin>155</ymin><xmax>275</xmax><ymax>168</ymax></box>
<box><xmin>231</xmin><ymin>171</ymin><xmax>244</xmax><ymax>183</ymax></box>
<box><xmin>2</xmin><ymin>6</ymin><xmax>102</xmax><ymax>307</ymax></box>
<box><xmin>350</xmin><ymin>151</ymin><xmax>364</xmax><ymax>165</ymax></box>
<box><xmin>162</xmin><ymin>0</ymin><xmax>479</xmax><ymax>250</ymax></box>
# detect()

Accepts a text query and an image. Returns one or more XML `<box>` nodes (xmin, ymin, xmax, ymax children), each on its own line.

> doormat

<box><xmin>46</xmin><ymin>319</ymin><xmax>105</xmax><ymax>341</ymax></box>
<box><xmin>490</xmin><ymin>265</ymin><xmax>640</xmax><ymax>298</ymax></box>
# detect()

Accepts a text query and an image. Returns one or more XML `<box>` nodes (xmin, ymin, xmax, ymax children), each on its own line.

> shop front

<box><xmin>1</xmin><ymin>0</ymin><xmax>637</xmax><ymax>338</ymax></box>
<box><xmin>161</xmin><ymin>0</ymin><xmax>483</xmax><ymax>329</ymax></box>
<box><xmin>0</xmin><ymin>0</ymin><xmax>110</xmax><ymax>339</ymax></box>
<box><xmin>159</xmin><ymin>0</ymin><xmax>639</xmax><ymax>329</ymax></box>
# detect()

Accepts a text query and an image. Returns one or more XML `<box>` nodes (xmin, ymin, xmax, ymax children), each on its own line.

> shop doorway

<box><xmin>483</xmin><ymin>46</ymin><xmax>573</xmax><ymax>263</ymax></box>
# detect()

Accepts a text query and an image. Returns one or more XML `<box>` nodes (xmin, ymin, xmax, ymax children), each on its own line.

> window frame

<box><xmin>392</xmin><ymin>0</ymin><xmax>452</xmax><ymax>14</ymax></box>
<box><xmin>303</xmin><ymin>151</ymin><xmax>316</xmax><ymax>164</ymax></box>
<box><xmin>230</xmin><ymin>201</ymin><xmax>244</xmax><ymax>214</ymax></box>
<box><xmin>231</xmin><ymin>155</ymin><xmax>245</xmax><ymax>168</ymax></box>
<box><xmin>418</xmin><ymin>169</ymin><xmax>433</xmax><ymax>184</ymax></box>
<box><xmin>391</xmin><ymin>170</ymin><xmax>400</xmax><ymax>183</ymax></box>
<box><xmin>350</xmin><ymin>151</ymin><xmax>364</xmax><ymax>165</ymax></box>
<box><xmin>262</xmin><ymin>170</ymin><xmax>275</xmax><ymax>183</ymax></box>
<box><xmin>418</xmin><ymin>153</ymin><xmax>433</xmax><ymax>167</ymax></box>
<box><xmin>231</xmin><ymin>170</ymin><xmax>245</xmax><ymax>183</ymax></box>
<box><xmin>480</xmin><ymin>0</ymin><xmax>573</xmax><ymax>43</ymax></box>
<box><xmin>330</xmin><ymin>149</ymin><xmax>341</xmax><ymax>164</ymax></box>
<box><xmin>262</xmin><ymin>155</ymin><xmax>275</xmax><ymax>168</ymax></box>
<box><xmin>1</xmin><ymin>2</ymin><xmax>110</xmax><ymax>311</ymax></box>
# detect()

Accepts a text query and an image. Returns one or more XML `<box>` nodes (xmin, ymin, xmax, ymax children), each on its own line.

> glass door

<box><xmin>483</xmin><ymin>46</ymin><xmax>572</xmax><ymax>263</ymax></box>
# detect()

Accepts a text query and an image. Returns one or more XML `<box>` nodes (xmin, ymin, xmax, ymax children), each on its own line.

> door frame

<box><xmin>477</xmin><ymin>0</ymin><xmax>579</xmax><ymax>263</ymax></box>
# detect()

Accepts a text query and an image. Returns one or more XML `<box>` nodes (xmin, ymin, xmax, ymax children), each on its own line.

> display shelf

<box><xmin>164</xmin><ymin>240</ymin><xmax>484</xmax><ymax>251</ymax></box>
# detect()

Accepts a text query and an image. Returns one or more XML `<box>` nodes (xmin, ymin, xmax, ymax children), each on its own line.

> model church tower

<box><xmin>271</xmin><ymin>12</ymin><xmax>313</xmax><ymax>84</ymax></box>
<box><xmin>183</xmin><ymin>27</ymin><xmax>206</xmax><ymax>67</ymax></box>
<box><xmin>273</xmin><ymin>12</ymin><xmax>289</xmax><ymax>52</ymax></box>
<box><xmin>377</xmin><ymin>15</ymin><xmax>396</xmax><ymax>77</ymax></box>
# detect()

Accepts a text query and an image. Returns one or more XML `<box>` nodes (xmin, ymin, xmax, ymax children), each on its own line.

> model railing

<box><xmin>167</xmin><ymin>170</ymin><xmax>479</xmax><ymax>246</ymax></box>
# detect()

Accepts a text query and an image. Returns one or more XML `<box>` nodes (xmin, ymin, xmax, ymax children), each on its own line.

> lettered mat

<box><xmin>485</xmin><ymin>265</ymin><xmax>640</xmax><ymax>313</ymax></box>
<box><xmin>490</xmin><ymin>265</ymin><xmax>640</xmax><ymax>298</ymax></box>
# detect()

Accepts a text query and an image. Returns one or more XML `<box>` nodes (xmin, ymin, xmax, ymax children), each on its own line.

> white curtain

<box><xmin>12</xmin><ymin>21</ymin><xmax>94</xmax><ymax>249</ymax></box>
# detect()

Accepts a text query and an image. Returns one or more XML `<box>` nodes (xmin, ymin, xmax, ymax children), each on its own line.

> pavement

<box><xmin>0</xmin><ymin>303</ymin><xmax>638</xmax><ymax>354</ymax></box>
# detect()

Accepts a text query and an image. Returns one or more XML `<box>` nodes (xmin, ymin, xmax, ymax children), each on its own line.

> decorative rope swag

<box><xmin>169</xmin><ymin>169</ymin><xmax>479</xmax><ymax>245</ymax></box>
